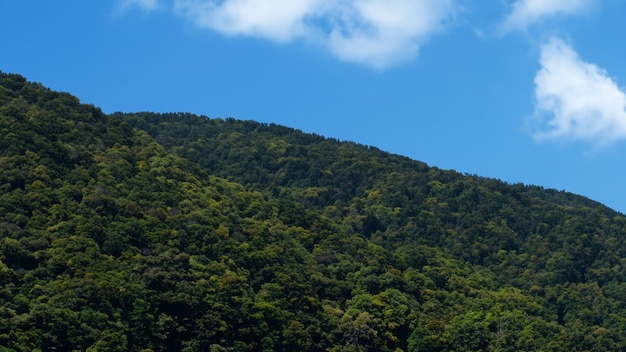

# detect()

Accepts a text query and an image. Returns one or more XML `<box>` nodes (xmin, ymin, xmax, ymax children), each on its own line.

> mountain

<box><xmin>1</xmin><ymin>71</ymin><xmax>626</xmax><ymax>351</ymax></box>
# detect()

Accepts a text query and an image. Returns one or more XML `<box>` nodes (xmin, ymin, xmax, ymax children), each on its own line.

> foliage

<box><xmin>2</xmin><ymin>71</ymin><xmax>626</xmax><ymax>351</ymax></box>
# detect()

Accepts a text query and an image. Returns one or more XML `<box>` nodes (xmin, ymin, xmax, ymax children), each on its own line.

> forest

<box><xmin>2</xmin><ymin>71</ymin><xmax>626</xmax><ymax>351</ymax></box>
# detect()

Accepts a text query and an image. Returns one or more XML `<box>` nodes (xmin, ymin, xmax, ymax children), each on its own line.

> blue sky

<box><xmin>2</xmin><ymin>0</ymin><xmax>626</xmax><ymax>213</ymax></box>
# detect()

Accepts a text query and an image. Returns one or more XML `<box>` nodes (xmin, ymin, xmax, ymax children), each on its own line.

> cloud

<box><xmin>173</xmin><ymin>0</ymin><xmax>458</xmax><ymax>69</ymax></box>
<box><xmin>324</xmin><ymin>1</ymin><xmax>457</xmax><ymax>68</ymax></box>
<box><xmin>116</xmin><ymin>0</ymin><xmax>161</xmax><ymax>13</ymax></box>
<box><xmin>530</xmin><ymin>38</ymin><xmax>626</xmax><ymax>147</ymax></box>
<box><xmin>500</xmin><ymin>0</ymin><xmax>595</xmax><ymax>33</ymax></box>
<box><xmin>173</xmin><ymin>0</ymin><xmax>321</xmax><ymax>43</ymax></box>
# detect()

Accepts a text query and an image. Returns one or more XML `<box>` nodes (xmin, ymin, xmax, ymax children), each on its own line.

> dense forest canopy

<box><xmin>1</xmin><ymin>71</ymin><xmax>626</xmax><ymax>351</ymax></box>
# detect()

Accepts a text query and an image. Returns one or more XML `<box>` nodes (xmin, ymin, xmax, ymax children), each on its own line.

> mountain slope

<box><xmin>123</xmin><ymin>111</ymin><xmax>624</xmax><ymax>281</ymax></box>
<box><xmin>2</xmin><ymin>72</ymin><xmax>626</xmax><ymax>351</ymax></box>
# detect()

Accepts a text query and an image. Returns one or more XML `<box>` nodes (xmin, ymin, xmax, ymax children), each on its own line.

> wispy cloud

<box><xmin>171</xmin><ymin>0</ymin><xmax>458</xmax><ymax>69</ymax></box>
<box><xmin>530</xmin><ymin>38</ymin><xmax>626</xmax><ymax>147</ymax></box>
<box><xmin>500</xmin><ymin>0</ymin><xmax>595</xmax><ymax>33</ymax></box>
<box><xmin>115</xmin><ymin>0</ymin><xmax>161</xmax><ymax>13</ymax></box>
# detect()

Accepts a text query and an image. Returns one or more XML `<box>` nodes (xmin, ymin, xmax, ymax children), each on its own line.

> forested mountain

<box><xmin>2</xmin><ymin>71</ymin><xmax>626</xmax><ymax>351</ymax></box>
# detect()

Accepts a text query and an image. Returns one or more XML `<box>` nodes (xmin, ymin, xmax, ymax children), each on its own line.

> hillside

<box><xmin>2</xmin><ymin>71</ymin><xmax>626</xmax><ymax>351</ymax></box>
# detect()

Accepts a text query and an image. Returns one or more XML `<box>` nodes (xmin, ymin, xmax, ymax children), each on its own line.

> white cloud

<box><xmin>530</xmin><ymin>38</ymin><xmax>626</xmax><ymax>147</ymax></box>
<box><xmin>174</xmin><ymin>0</ymin><xmax>322</xmax><ymax>43</ymax></box>
<box><xmin>173</xmin><ymin>0</ymin><xmax>458</xmax><ymax>68</ymax></box>
<box><xmin>325</xmin><ymin>1</ymin><xmax>456</xmax><ymax>68</ymax></box>
<box><xmin>500</xmin><ymin>0</ymin><xmax>595</xmax><ymax>33</ymax></box>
